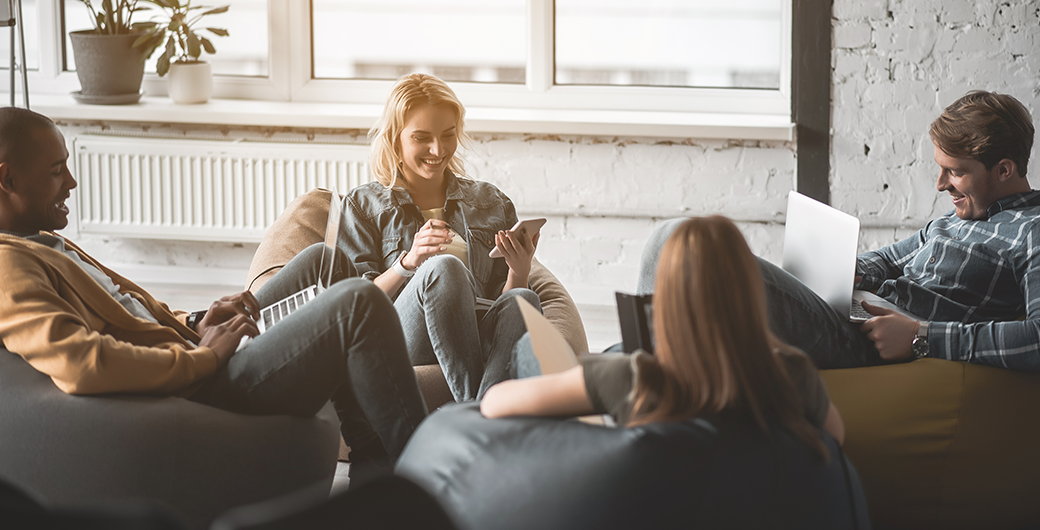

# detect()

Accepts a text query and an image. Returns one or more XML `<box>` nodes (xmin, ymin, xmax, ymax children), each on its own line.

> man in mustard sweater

<box><xmin>0</xmin><ymin>107</ymin><xmax>426</xmax><ymax>474</ymax></box>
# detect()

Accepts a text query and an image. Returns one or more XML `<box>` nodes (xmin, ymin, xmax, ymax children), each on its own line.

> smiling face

<box><xmin>933</xmin><ymin>143</ymin><xmax>1012</xmax><ymax>220</ymax></box>
<box><xmin>396</xmin><ymin>104</ymin><xmax>458</xmax><ymax>189</ymax></box>
<box><xmin>0</xmin><ymin>125</ymin><xmax>76</xmax><ymax>233</ymax></box>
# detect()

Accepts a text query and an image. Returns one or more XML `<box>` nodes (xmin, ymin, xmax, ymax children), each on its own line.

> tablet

<box><xmin>488</xmin><ymin>218</ymin><xmax>547</xmax><ymax>258</ymax></box>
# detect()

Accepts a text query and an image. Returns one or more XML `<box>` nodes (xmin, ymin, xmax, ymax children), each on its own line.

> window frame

<box><xmin>288</xmin><ymin>0</ymin><xmax>793</xmax><ymax>116</ymax></box>
<box><xmin>21</xmin><ymin>0</ymin><xmax>795</xmax><ymax>140</ymax></box>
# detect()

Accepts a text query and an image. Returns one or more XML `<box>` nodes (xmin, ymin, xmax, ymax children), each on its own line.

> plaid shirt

<box><xmin>856</xmin><ymin>191</ymin><xmax>1040</xmax><ymax>371</ymax></box>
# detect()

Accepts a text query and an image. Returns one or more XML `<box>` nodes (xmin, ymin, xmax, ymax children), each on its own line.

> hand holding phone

<box><xmin>489</xmin><ymin>218</ymin><xmax>547</xmax><ymax>258</ymax></box>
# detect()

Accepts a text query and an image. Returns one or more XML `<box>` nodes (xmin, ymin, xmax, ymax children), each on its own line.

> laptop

<box><xmin>781</xmin><ymin>191</ymin><xmax>920</xmax><ymax>323</ymax></box>
<box><xmin>238</xmin><ymin>187</ymin><xmax>342</xmax><ymax>350</ymax></box>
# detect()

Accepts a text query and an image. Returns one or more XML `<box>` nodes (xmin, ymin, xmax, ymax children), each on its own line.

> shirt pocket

<box><xmin>381</xmin><ymin>236</ymin><xmax>403</xmax><ymax>270</ymax></box>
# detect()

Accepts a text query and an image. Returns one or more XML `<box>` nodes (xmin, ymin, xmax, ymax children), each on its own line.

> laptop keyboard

<box><xmin>261</xmin><ymin>289</ymin><xmax>315</xmax><ymax>330</ymax></box>
<box><xmin>850</xmin><ymin>302</ymin><xmax>872</xmax><ymax>321</ymax></box>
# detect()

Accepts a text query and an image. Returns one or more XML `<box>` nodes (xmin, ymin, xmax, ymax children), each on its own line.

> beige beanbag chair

<box><xmin>246</xmin><ymin>187</ymin><xmax>589</xmax><ymax>412</ymax></box>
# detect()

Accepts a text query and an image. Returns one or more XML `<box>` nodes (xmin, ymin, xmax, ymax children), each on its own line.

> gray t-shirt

<box><xmin>19</xmin><ymin>232</ymin><xmax>159</xmax><ymax>324</ymax></box>
<box><xmin>582</xmin><ymin>349</ymin><xmax>831</xmax><ymax>427</ymax></box>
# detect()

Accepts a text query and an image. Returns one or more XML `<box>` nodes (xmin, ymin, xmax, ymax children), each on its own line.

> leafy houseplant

<box><xmin>77</xmin><ymin>0</ymin><xmax>150</xmax><ymax>34</ymax></box>
<box><xmin>70</xmin><ymin>0</ymin><xmax>154</xmax><ymax>102</ymax></box>
<box><xmin>133</xmin><ymin>0</ymin><xmax>230</xmax><ymax>77</ymax></box>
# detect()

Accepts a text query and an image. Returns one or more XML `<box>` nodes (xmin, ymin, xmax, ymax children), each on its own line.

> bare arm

<box><xmin>481</xmin><ymin>365</ymin><xmax>595</xmax><ymax>418</ymax></box>
<box><xmin>495</xmin><ymin>228</ymin><xmax>539</xmax><ymax>294</ymax></box>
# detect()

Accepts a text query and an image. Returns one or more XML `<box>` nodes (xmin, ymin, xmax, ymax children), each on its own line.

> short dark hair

<box><xmin>0</xmin><ymin>107</ymin><xmax>57</xmax><ymax>168</ymax></box>
<box><xmin>929</xmin><ymin>91</ymin><xmax>1035</xmax><ymax>178</ymax></box>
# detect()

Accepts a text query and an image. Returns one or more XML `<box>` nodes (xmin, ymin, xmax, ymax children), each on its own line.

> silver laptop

<box><xmin>238</xmin><ymin>187</ymin><xmax>342</xmax><ymax>350</ymax></box>
<box><xmin>781</xmin><ymin>191</ymin><xmax>920</xmax><ymax>323</ymax></box>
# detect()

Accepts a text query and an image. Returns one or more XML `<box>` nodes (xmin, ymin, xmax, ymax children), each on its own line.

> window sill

<box><xmin>32</xmin><ymin>93</ymin><xmax>794</xmax><ymax>141</ymax></box>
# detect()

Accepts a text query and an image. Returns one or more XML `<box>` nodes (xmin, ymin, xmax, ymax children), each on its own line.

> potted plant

<box><xmin>134</xmin><ymin>0</ymin><xmax>229</xmax><ymax>104</ymax></box>
<box><xmin>70</xmin><ymin>0</ymin><xmax>153</xmax><ymax>104</ymax></box>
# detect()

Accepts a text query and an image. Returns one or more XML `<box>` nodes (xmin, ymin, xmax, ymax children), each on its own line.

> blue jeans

<box><xmin>191</xmin><ymin>243</ymin><xmax>428</xmax><ymax>459</ymax></box>
<box><xmin>393</xmin><ymin>255</ymin><xmax>541</xmax><ymax>402</ymax></box>
<box><xmin>637</xmin><ymin>218</ymin><xmax>881</xmax><ymax>369</ymax></box>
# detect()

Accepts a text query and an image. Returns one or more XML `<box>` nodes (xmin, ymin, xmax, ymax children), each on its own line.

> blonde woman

<box><xmin>482</xmin><ymin>216</ymin><xmax>844</xmax><ymax>453</ymax></box>
<box><xmin>342</xmin><ymin>73</ymin><xmax>540</xmax><ymax>403</ymax></box>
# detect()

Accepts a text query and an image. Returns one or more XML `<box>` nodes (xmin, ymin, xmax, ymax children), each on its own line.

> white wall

<box><xmin>60</xmin><ymin>0</ymin><xmax>1040</xmax><ymax>312</ymax></box>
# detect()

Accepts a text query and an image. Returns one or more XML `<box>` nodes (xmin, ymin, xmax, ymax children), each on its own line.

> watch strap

<box><xmin>186</xmin><ymin>310</ymin><xmax>207</xmax><ymax>332</ymax></box>
<box><xmin>912</xmin><ymin>321</ymin><xmax>930</xmax><ymax>359</ymax></box>
<box><xmin>393</xmin><ymin>251</ymin><xmax>415</xmax><ymax>278</ymax></box>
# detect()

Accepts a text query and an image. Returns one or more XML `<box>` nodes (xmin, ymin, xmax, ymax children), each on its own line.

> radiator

<box><xmin>72</xmin><ymin>135</ymin><xmax>372</xmax><ymax>242</ymax></box>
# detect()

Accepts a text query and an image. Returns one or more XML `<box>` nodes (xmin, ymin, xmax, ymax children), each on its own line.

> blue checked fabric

<box><xmin>856</xmin><ymin>190</ymin><xmax>1040</xmax><ymax>371</ymax></box>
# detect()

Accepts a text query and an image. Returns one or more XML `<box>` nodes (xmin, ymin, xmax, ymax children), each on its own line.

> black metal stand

<box><xmin>1</xmin><ymin>0</ymin><xmax>28</xmax><ymax>109</ymax></box>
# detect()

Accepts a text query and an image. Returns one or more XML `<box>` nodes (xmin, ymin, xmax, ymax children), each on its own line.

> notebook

<box><xmin>615</xmin><ymin>291</ymin><xmax>654</xmax><ymax>353</ymax></box>
<box><xmin>781</xmin><ymin>190</ymin><xmax>920</xmax><ymax>323</ymax></box>
<box><xmin>238</xmin><ymin>187</ymin><xmax>342</xmax><ymax>350</ymax></box>
<box><xmin>515</xmin><ymin>296</ymin><xmax>607</xmax><ymax>426</ymax></box>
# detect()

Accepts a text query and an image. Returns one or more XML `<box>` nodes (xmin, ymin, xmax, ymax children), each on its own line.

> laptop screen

<box><xmin>317</xmin><ymin>186</ymin><xmax>342</xmax><ymax>290</ymax></box>
<box><xmin>780</xmin><ymin>191</ymin><xmax>860</xmax><ymax>317</ymax></box>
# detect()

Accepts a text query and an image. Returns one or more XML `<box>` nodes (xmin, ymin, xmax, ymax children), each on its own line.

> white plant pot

<box><xmin>168</xmin><ymin>61</ymin><xmax>213</xmax><ymax>104</ymax></box>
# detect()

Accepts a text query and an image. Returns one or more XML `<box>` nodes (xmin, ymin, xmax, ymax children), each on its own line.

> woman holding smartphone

<box><xmin>342</xmin><ymin>73</ymin><xmax>541</xmax><ymax>403</ymax></box>
<box><xmin>481</xmin><ymin>216</ymin><xmax>845</xmax><ymax>452</ymax></box>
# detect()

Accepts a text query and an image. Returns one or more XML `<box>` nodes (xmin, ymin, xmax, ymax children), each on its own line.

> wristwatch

<box><xmin>186</xmin><ymin>310</ymin><xmax>207</xmax><ymax>332</ymax></box>
<box><xmin>911</xmin><ymin>321</ymin><xmax>930</xmax><ymax>359</ymax></box>
<box><xmin>393</xmin><ymin>251</ymin><xmax>415</xmax><ymax>278</ymax></box>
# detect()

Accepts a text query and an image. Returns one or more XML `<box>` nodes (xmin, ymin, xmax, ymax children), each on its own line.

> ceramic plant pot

<box><xmin>168</xmin><ymin>61</ymin><xmax>213</xmax><ymax>104</ymax></box>
<box><xmin>69</xmin><ymin>31</ymin><xmax>146</xmax><ymax>104</ymax></box>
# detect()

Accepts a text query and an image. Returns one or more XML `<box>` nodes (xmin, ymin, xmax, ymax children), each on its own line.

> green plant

<box><xmin>133</xmin><ymin>0</ymin><xmax>230</xmax><ymax>76</ymax></box>
<box><xmin>76</xmin><ymin>0</ymin><xmax>151</xmax><ymax>34</ymax></box>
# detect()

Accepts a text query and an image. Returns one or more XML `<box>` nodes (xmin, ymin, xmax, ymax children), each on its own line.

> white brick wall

<box><xmin>832</xmin><ymin>0</ymin><xmax>1040</xmax><ymax>232</ymax></box>
<box><xmin>63</xmin><ymin>0</ymin><xmax>1040</xmax><ymax>314</ymax></box>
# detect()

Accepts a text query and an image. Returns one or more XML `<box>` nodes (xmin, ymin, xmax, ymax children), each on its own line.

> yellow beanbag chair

<box><xmin>821</xmin><ymin>358</ymin><xmax>1040</xmax><ymax>530</ymax></box>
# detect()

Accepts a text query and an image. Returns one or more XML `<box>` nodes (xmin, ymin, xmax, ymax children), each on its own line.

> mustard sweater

<box><xmin>0</xmin><ymin>233</ymin><xmax>217</xmax><ymax>396</ymax></box>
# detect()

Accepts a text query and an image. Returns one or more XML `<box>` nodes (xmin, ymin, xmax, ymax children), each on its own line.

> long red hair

<box><xmin>628</xmin><ymin>216</ymin><xmax>827</xmax><ymax>460</ymax></box>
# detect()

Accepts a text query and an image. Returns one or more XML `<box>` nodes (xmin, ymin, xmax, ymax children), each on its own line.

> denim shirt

<box><xmin>342</xmin><ymin>172</ymin><xmax>519</xmax><ymax>299</ymax></box>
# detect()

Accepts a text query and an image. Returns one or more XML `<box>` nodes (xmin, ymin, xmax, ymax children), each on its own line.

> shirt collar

<box><xmin>389</xmin><ymin>170</ymin><xmax>462</xmax><ymax>206</ymax></box>
<box><xmin>985</xmin><ymin>190</ymin><xmax>1040</xmax><ymax>218</ymax></box>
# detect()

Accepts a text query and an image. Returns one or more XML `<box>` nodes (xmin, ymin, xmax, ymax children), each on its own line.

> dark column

<box><xmin>792</xmin><ymin>0</ymin><xmax>833</xmax><ymax>204</ymax></box>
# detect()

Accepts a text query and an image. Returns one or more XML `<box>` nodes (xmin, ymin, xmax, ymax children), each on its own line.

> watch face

<box><xmin>912</xmin><ymin>337</ymin><xmax>928</xmax><ymax>358</ymax></box>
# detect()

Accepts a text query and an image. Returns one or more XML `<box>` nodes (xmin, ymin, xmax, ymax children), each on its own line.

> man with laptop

<box><xmin>638</xmin><ymin>90</ymin><xmax>1039</xmax><ymax>371</ymax></box>
<box><xmin>0</xmin><ymin>108</ymin><xmax>428</xmax><ymax>475</ymax></box>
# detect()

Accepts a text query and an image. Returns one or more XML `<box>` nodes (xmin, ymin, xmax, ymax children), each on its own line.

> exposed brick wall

<box><xmin>832</xmin><ymin>0</ymin><xmax>1039</xmax><ymax>230</ymax></box>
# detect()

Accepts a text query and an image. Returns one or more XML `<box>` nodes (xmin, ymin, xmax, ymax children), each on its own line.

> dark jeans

<box><xmin>191</xmin><ymin>243</ymin><xmax>428</xmax><ymax>458</ymax></box>
<box><xmin>637</xmin><ymin>218</ymin><xmax>881</xmax><ymax>369</ymax></box>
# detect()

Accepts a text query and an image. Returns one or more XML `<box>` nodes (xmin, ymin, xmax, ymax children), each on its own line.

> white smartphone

<box><xmin>488</xmin><ymin>218</ymin><xmax>547</xmax><ymax>258</ymax></box>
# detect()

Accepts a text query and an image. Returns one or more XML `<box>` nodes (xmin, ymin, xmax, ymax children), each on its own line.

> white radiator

<box><xmin>72</xmin><ymin>135</ymin><xmax>372</xmax><ymax>242</ymax></box>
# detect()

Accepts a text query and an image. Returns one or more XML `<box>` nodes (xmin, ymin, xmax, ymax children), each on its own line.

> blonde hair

<box><xmin>368</xmin><ymin>73</ymin><xmax>472</xmax><ymax>187</ymax></box>
<box><xmin>628</xmin><ymin>216</ymin><xmax>828</xmax><ymax>460</ymax></box>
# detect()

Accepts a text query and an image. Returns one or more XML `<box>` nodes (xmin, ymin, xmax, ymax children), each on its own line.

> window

<box><xmin>61</xmin><ymin>0</ymin><xmax>268</xmax><ymax>76</ymax></box>
<box><xmin>16</xmin><ymin>0</ymin><xmax>792</xmax><ymax>131</ymax></box>
<box><xmin>312</xmin><ymin>0</ymin><xmax>526</xmax><ymax>84</ymax></box>
<box><xmin>301</xmin><ymin>0</ymin><xmax>790</xmax><ymax>115</ymax></box>
<box><xmin>555</xmin><ymin>0</ymin><xmax>782</xmax><ymax>89</ymax></box>
<box><xmin>0</xmin><ymin>0</ymin><xmax>39</xmax><ymax>70</ymax></box>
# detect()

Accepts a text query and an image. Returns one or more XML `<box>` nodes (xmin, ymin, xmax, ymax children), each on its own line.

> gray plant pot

<box><xmin>69</xmin><ymin>30</ymin><xmax>146</xmax><ymax>98</ymax></box>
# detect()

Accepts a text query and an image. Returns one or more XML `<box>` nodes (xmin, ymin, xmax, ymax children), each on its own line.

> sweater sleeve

<box><xmin>0</xmin><ymin>248</ymin><xmax>219</xmax><ymax>396</ymax></box>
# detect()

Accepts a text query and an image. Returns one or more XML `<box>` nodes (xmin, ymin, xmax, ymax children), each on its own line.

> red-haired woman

<box><xmin>481</xmin><ymin>215</ymin><xmax>844</xmax><ymax>452</ymax></box>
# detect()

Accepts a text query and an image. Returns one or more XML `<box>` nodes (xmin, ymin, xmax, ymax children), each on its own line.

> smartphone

<box><xmin>488</xmin><ymin>218</ymin><xmax>547</xmax><ymax>258</ymax></box>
